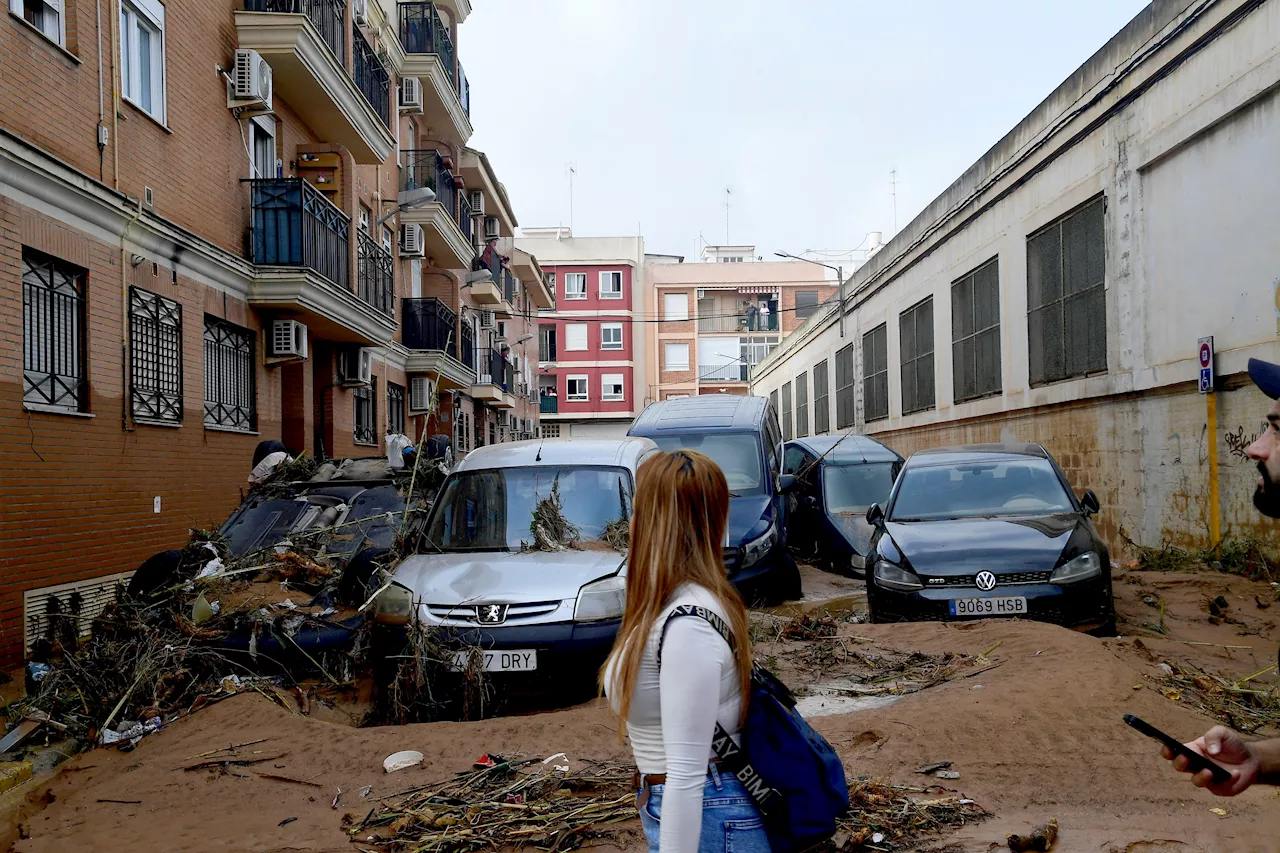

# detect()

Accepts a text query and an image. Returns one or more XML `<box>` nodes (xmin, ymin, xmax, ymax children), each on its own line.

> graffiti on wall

<box><xmin>1225</xmin><ymin>424</ymin><xmax>1264</xmax><ymax>462</ymax></box>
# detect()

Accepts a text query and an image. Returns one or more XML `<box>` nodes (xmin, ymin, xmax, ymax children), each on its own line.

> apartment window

<box><xmin>11</xmin><ymin>0</ymin><xmax>63</xmax><ymax>44</ymax></box>
<box><xmin>130</xmin><ymin>288</ymin><xmax>183</xmax><ymax>423</ymax></box>
<box><xmin>795</xmin><ymin>372</ymin><xmax>809</xmax><ymax>438</ymax></box>
<box><xmin>664</xmin><ymin>343</ymin><xmax>689</xmax><ymax>371</ymax></box>
<box><xmin>546</xmin><ymin>272</ymin><xmax>556</xmax><ymax>292</ymax></box>
<box><xmin>566</xmin><ymin>375</ymin><xmax>589</xmax><ymax>402</ymax></box>
<box><xmin>249</xmin><ymin>115</ymin><xmax>276</xmax><ymax>179</ymax></box>
<box><xmin>952</xmin><ymin>258</ymin><xmax>1002</xmax><ymax>402</ymax></box>
<box><xmin>781</xmin><ymin>382</ymin><xmax>793</xmax><ymax>441</ymax></box>
<box><xmin>835</xmin><ymin>343</ymin><xmax>856</xmax><ymax>429</ymax></box>
<box><xmin>813</xmin><ymin>359</ymin><xmax>829</xmax><ymax>434</ymax></box>
<box><xmin>204</xmin><ymin>316</ymin><xmax>256</xmax><ymax>431</ymax></box>
<box><xmin>602</xmin><ymin>373</ymin><xmax>625</xmax><ymax>402</ymax></box>
<box><xmin>22</xmin><ymin>248</ymin><xmax>86</xmax><ymax>412</ymax></box>
<box><xmin>564</xmin><ymin>323</ymin><xmax>588</xmax><ymax>352</ymax></box>
<box><xmin>539</xmin><ymin>327</ymin><xmax>557</xmax><ymax>362</ymax></box>
<box><xmin>358</xmin><ymin>205</ymin><xmax>370</xmax><ymax>234</ymax></box>
<box><xmin>1028</xmin><ymin>197</ymin><xmax>1106</xmax><ymax>385</ymax></box>
<box><xmin>120</xmin><ymin>0</ymin><xmax>166</xmax><ymax>123</ymax></box>
<box><xmin>454</xmin><ymin>407</ymin><xmax>467</xmax><ymax>452</ymax></box>
<box><xmin>794</xmin><ymin>291</ymin><xmax>820</xmax><ymax>321</ymax></box>
<box><xmin>474</xmin><ymin>411</ymin><xmax>484</xmax><ymax>448</ymax></box>
<box><xmin>564</xmin><ymin>273</ymin><xmax>586</xmax><ymax>300</ymax></box>
<box><xmin>489</xmin><ymin>421</ymin><xmax>496</xmax><ymax>445</ymax></box>
<box><xmin>599</xmin><ymin>271</ymin><xmax>623</xmax><ymax>299</ymax></box>
<box><xmin>862</xmin><ymin>324</ymin><xmax>888</xmax><ymax>423</ymax></box>
<box><xmin>900</xmin><ymin>297</ymin><xmax>935</xmax><ymax>415</ymax></box>
<box><xmin>663</xmin><ymin>293</ymin><xmax>688</xmax><ymax>321</ymax></box>
<box><xmin>601</xmin><ymin>323</ymin><xmax>623</xmax><ymax>351</ymax></box>
<box><xmin>354</xmin><ymin>378</ymin><xmax>377</xmax><ymax>445</ymax></box>
<box><xmin>387</xmin><ymin>381</ymin><xmax>406</xmax><ymax>435</ymax></box>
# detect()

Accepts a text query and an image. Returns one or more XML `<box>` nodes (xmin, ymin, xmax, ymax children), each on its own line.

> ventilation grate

<box><xmin>24</xmin><ymin>571</ymin><xmax>134</xmax><ymax>654</ymax></box>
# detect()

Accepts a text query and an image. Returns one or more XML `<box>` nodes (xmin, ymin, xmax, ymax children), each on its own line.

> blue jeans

<box><xmin>637</xmin><ymin>768</ymin><xmax>771</xmax><ymax>853</ymax></box>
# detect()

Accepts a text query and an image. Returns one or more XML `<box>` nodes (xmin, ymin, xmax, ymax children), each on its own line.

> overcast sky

<box><xmin>462</xmin><ymin>0</ymin><xmax>1149</xmax><ymax>261</ymax></box>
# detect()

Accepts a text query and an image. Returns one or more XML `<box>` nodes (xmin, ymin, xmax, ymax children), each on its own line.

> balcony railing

<box><xmin>479</xmin><ymin>348</ymin><xmax>513</xmax><ymax>390</ymax></box>
<box><xmin>401</xmin><ymin>297</ymin><xmax>457</xmax><ymax>354</ymax></box>
<box><xmin>246</xmin><ymin>0</ymin><xmax>346</xmax><ymax>62</ymax></box>
<box><xmin>697</xmin><ymin>312</ymin><xmax>779</xmax><ymax>333</ymax></box>
<box><xmin>249</xmin><ymin>178</ymin><xmax>350</xmax><ymax>289</ymax></box>
<box><xmin>459</xmin><ymin>320</ymin><xmax>475</xmax><ymax>370</ymax></box>
<box><xmin>699</xmin><ymin>359</ymin><xmax>746</xmax><ymax>383</ymax></box>
<box><xmin>502</xmin><ymin>268</ymin><xmax>516</xmax><ymax>304</ymax></box>
<box><xmin>458</xmin><ymin>190</ymin><xmax>473</xmax><ymax>245</ymax></box>
<box><xmin>353</xmin><ymin>24</ymin><xmax>391</xmax><ymax>128</ymax></box>
<box><xmin>402</xmin><ymin>149</ymin><xmax>464</xmax><ymax>232</ymax></box>
<box><xmin>540</xmin><ymin>394</ymin><xmax>558</xmax><ymax>414</ymax></box>
<box><xmin>357</xmin><ymin>230</ymin><xmax>394</xmax><ymax>315</ymax></box>
<box><xmin>459</xmin><ymin>63</ymin><xmax>470</xmax><ymax>117</ymax></box>
<box><xmin>399</xmin><ymin>2</ymin><xmax>456</xmax><ymax>85</ymax></box>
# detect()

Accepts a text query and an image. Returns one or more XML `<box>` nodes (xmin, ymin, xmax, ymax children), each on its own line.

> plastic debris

<box><xmin>934</xmin><ymin>770</ymin><xmax>961</xmax><ymax>780</ymax></box>
<box><xmin>1210</xmin><ymin>807</ymin><xmax>1228</xmax><ymax>817</ymax></box>
<box><xmin>542</xmin><ymin>752</ymin><xmax>570</xmax><ymax>772</ymax></box>
<box><xmin>914</xmin><ymin>761</ymin><xmax>952</xmax><ymax>775</ymax></box>
<box><xmin>384</xmin><ymin>751</ymin><xmax>425</xmax><ymax>773</ymax></box>
<box><xmin>196</xmin><ymin>557</ymin><xmax>225</xmax><ymax>580</ymax></box>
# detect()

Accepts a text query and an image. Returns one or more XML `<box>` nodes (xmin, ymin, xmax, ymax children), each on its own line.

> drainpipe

<box><xmin>95</xmin><ymin>0</ymin><xmax>106</xmax><ymax>182</ymax></box>
<box><xmin>120</xmin><ymin>199</ymin><xmax>142</xmax><ymax>432</ymax></box>
<box><xmin>109</xmin><ymin>0</ymin><xmax>121</xmax><ymax>189</ymax></box>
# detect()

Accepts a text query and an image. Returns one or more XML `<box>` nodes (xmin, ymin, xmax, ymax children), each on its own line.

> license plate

<box><xmin>450</xmin><ymin>649</ymin><xmax>538</xmax><ymax>672</ymax></box>
<box><xmin>949</xmin><ymin>597</ymin><xmax>1027</xmax><ymax>617</ymax></box>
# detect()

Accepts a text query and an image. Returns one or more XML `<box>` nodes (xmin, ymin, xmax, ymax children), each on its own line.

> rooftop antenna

<box><xmin>567</xmin><ymin>163</ymin><xmax>577</xmax><ymax>231</ymax></box>
<box><xmin>890</xmin><ymin>169</ymin><xmax>898</xmax><ymax>235</ymax></box>
<box><xmin>724</xmin><ymin>188</ymin><xmax>732</xmax><ymax>244</ymax></box>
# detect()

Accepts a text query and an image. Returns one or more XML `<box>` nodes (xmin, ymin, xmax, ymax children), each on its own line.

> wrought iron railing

<box><xmin>401</xmin><ymin>149</ymin><xmax>458</xmax><ymax>230</ymax></box>
<box><xmin>357</xmin><ymin>230</ymin><xmax>394</xmax><ymax>315</ymax></box>
<box><xmin>353</xmin><ymin>24</ymin><xmax>391</xmax><ymax>128</ymax></box>
<box><xmin>458</xmin><ymin>190</ymin><xmax>473</xmax><ymax>245</ymax></box>
<box><xmin>459</xmin><ymin>62</ymin><xmax>470</xmax><ymax>116</ymax></box>
<box><xmin>479</xmin><ymin>348</ymin><xmax>513</xmax><ymax>390</ymax></box>
<box><xmin>502</xmin><ymin>268</ymin><xmax>516</xmax><ymax>304</ymax></box>
<box><xmin>249</xmin><ymin>178</ymin><xmax>350</xmax><ymax>290</ymax></box>
<box><xmin>401</xmin><ymin>297</ymin><xmax>457</xmax><ymax>355</ymax></box>
<box><xmin>399</xmin><ymin>2</ymin><xmax>456</xmax><ymax>85</ymax></box>
<box><xmin>540</xmin><ymin>394</ymin><xmax>558</xmax><ymax>414</ymax></box>
<box><xmin>459</xmin><ymin>321</ymin><xmax>475</xmax><ymax>370</ymax></box>
<box><xmin>246</xmin><ymin>0</ymin><xmax>346</xmax><ymax>62</ymax></box>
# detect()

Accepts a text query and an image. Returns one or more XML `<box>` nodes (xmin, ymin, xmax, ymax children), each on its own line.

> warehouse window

<box><xmin>781</xmin><ymin>382</ymin><xmax>793</xmax><ymax>441</ymax></box>
<box><xmin>812</xmin><ymin>359</ymin><xmax>829</xmax><ymax>434</ymax></box>
<box><xmin>23</xmin><ymin>248</ymin><xmax>87</xmax><ymax>413</ymax></box>
<box><xmin>1027</xmin><ymin>197</ymin><xmax>1106</xmax><ymax>385</ymax></box>
<box><xmin>795</xmin><ymin>371</ymin><xmax>809</xmax><ymax>437</ymax></box>
<box><xmin>204</xmin><ymin>317</ymin><xmax>256</xmax><ymax>431</ymax></box>
<box><xmin>130</xmin><ymin>287</ymin><xmax>183</xmax><ymax>423</ymax></box>
<box><xmin>952</xmin><ymin>257</ymin><xmax>1002</xmax><ymax>402</ymax></box>
<box><xmin>794</xmin><ymin>291</ymin><xmax>819</xmax><ymax>321</ymax></box>
<box><xmin>835</xmin><ymin>343</ymin><xmax>856</xmax><ymax>429</ymax></box>
<box><xmin>387</xmin><ymin>381</ymin><xmax>405</xmax><ymax>435</ymax></box>
<box><xmin>862</xmin><ymin>324</ymin><xmax>888</xmax><ymax>423</ymax></box>
<box><xmin>120</xmin><ymin>0</ymin><xmax>166</xmax><ymax>123</ymax></box>
<box><xmin>354</xmin><ymin>377</ymin><xmax>377</xmax><ymax>446</ymax></box>
<box><xmin>899</xmin><ymin>297</ymin><xmax>935</xmax><ymax>415</ymax></box>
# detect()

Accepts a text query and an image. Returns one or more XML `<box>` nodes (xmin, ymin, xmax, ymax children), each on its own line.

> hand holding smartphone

<box><xmin>1123</xmin><ymin>714</ymin><xmax>1233</xmax><ymax>786</ymax></box>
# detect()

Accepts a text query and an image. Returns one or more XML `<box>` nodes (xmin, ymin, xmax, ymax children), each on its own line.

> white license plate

<box><xmin>450</xmin><ymin>649</ymin><xmax>538</xmax><ymax>672</ymax></box>
<box><xmin>949</xmin><ymin>597</ymin><xmax>1027</xmax><ymax>617</ymax></box>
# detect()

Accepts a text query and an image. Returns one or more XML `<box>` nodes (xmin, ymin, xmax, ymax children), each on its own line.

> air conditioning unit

<box><xmin>270</xmin><ymin>319</ymin><xmax>308</xmax><ymax>359</ymax></box>
<box><xmin>469</xmin><ymin>190</ymin><xmax>485</xmax><ymax>215</ymax></box>
<box><xmin>352</xmin><ymin>0</ymin><xmax>369</xmax><ymax>25</ymax></box>
<box><xmin>339</xmin><ymin>347</ymin><xmax>373</xmax><ymax>387</ymax></box>
<box><xmin>479</xmin><ymin>310</ymin><xmax>496</xmax><ymax>329</ymax></box>
<box><xmin>400</xmin><ymin>223</ymin><xmax>425</xmax><ymax>257</ymax></box>
<box><xmin>409</xmin><ymin>376</ymin><xmax>436</xmax><ymax>412</ymax></box>
<box><xmin>484</xmin><ymin>216</ymin><xmax>500</xmax><ymax>240</ymax></box>
<box><xmin>399</xmin><ymin>77</ymin><xmax>423</xmax><ymax>114</ymax></box>
<box><xmin>232</xmin><ymin>49</ymin><xmax>273</xmax><ymax>111</ymax></box>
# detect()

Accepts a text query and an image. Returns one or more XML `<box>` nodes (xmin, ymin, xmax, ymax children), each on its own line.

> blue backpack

<box><xmin>660</xmin><ymin>605</ymin><xmax>850</xmax><ymax>853</ymax></box>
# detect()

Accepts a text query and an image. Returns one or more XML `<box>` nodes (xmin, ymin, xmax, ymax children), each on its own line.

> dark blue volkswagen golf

<box><xmin>863</xmin><ymin>443</ymin><xmax>1115</xmax><ymax>635</ymax></box>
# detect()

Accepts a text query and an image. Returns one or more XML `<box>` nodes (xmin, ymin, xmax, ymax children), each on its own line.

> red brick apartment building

<box><xmin>0</xmin><ymin>0</ymin><xmax>550</xmax><ymax>666</ymax></box>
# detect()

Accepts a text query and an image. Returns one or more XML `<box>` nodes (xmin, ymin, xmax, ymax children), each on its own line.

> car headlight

<box><xmin>741</xmin><ymin>522</ymin><xmax>779</xmax><ymax>569</ymax></box>
<box><xmin>373</xmin><ymin>583</ymin><xmax>415</xmax><ymax>625</ymax></box>
<box><xmin>873</xmin><ymin>559</ymin><xmax>923</xmax><ymax>591</ymax></box>
<box><xmin>1050</xmin><ymin>552</ymin><xmax>1102</xmax><ymax>584</ymax></box>
<box><xmin>574</xmin><ymin>575</ymin><xmax>626</xmax><ymax>622</ymax></box>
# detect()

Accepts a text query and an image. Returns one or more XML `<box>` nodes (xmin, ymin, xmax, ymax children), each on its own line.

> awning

<box><xmin>737</xmin><ymin>286</ymin><xmax>777</xmax><ymax>294</ymax></box>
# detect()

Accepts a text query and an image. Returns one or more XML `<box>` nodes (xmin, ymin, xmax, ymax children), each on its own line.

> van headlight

<box><xmin>373</xmin><ymin>583</ymin><xmax>415</xmax><ymax>625</ymax></box>
<box><xmin>1050</xmin><ymin>552</ymin><xmax>1102</xmax><ymax>584</ymax></box>
<box><xmin>741</xmin><ymin>522</ymin><xmax>779</xmax><ymax>569</ymax></box>
<box><xmin>574</xmin><ymin>575</ymin><xmax>626</xmax><ymax>622</ymax></box>
<box><xmin>873</xmin><ymin>559</ymin><xmax>923</xmax><ymax>591</ymax></box>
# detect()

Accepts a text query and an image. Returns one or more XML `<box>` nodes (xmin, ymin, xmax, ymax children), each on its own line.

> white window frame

<box><xmin>564</xmin><ymin>323</ymin><xmax>588</xmax><ymax>352</ymax></box>
<box><xmin>358</xmin><ymin>206</ymin><xmax>371</xmax><ymax>234</ymax></box>
<box><xmin>564</xmin><ymin>273</ymin><xmax>586</xmax><ymax>300</ymax></box>
<box><xmin>601</xmin><ymin>373</ymin><xmax>625</xmax><ymax>402</ymax></box>
<box><xmin>663</xmin><ymin>293</ymin><xmax>688</xmax><ymax>321</ymax></box>
<box><xmin>119</xmin><ymin>0</ymin><xmax>166</xmax><ymax>124</ymax></box>
<box><xmin>599</xmin><ymin>270</ymin><xmax>623</xmax><ymax>299</ymax></box>
<box><xmin>10</xmin><ymin>0</ymin><xmax>65</xmax><ymax>46</ymax></box>
<box><xmin>600</xmin><ymin>323</ymin><xmax>623</xmax><ymax>351</ymax></box>
<box><xmin>566</xmin><ymin>375</ymin><xmax>589</xmax><ymax>402</ymax></box>
<box><xmin>248</xmin><ymin>115</ymin><xmax>276</xmax><ymax>179</ymax></box>
<box><xmin>664</xmin><ymin>343</ymin><xmax>690</xmax><ymax>372</ymax></box>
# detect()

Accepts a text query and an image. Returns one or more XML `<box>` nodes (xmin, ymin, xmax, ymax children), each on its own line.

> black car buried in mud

<box><xmin>863</xmin><ymin>443</ymin><xmax>1116</xmax><ymax>635</ymax></box>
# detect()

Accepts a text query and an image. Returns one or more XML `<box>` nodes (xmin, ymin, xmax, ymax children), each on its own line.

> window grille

<box><xmin>130</xmin><ymin>287</ymin><xmax>183</xmax><ymax>422</ymax></box>
<box><xmin>795</xmin><ymin>372</ymin><xmax>809</xmax><ymax>437</ymax></box>
<box><xmin>23</xmin><ymin>248</ymin><xmax>86</xmax><ymax>411</ymax></box>
<box><xmin>781</xmin><ymin>382</ymin><xmax>793</xmax><ymax>441</ymax></box>
<box><xmin>812</xmin><ymin>360</ymin><xmax>829</xmax><ymax>434</ymax></box>
<box><xmin>862</xmin><ymin>326</ymin><xmax>888</xmax><ymax>423</ymax></box>
<box><xmin>952</xmin><ymin>258</ymin><xmax>1002</xmax><ymax>403</ymax></box>
<box><xmin>835</xmin><ymin>343</ymin><xmax>857</xmax><ymax>428</ymax></box>
<box><xmin>899</xmin><ymin>297</ymin><xmax>935</xmax><ymax>414</ymax></box>
<box><xmin>203</xmin><ymin>316</ymin><xmax>256</xmax><ymax>430</ymax></box>
<box><xmin>354</xmin><ymin>377</ymin><xmax>377</xmax><ymax>445</ymax></box>
<box><xmin>387</xmin><ymin>381</ymin><xmax>406</xmax><ymax>435</ymax></box>
<box><xmin>1028</xmin><ymin>197</ymin><xmax>1106</xmax><ymax>385</ymax></box>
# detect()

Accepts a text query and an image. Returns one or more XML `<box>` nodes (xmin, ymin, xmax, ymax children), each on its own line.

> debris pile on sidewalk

<box><xmin>830</xmin><ymin>780</ymin><xmax>991</xmax><ymax>851</ymax></box>
<box><xmin>1157</xmin><ymin>659</ymin><xmax>1280</xmax><ymax>734</ymax></box>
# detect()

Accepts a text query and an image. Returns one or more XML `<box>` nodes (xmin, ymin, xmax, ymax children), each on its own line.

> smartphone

<box><xmin>1124</xmin><ymin>714</ymin><xmax>1232</xmax><ymax>785</ymax></box>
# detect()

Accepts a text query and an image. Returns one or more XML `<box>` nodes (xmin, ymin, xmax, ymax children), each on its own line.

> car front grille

<box><xmin>426</xmin><ymin>601</ymin><xmax>562</xmax><ymax>624</ymax></box>
<box><xmin>931</xmin><ymin>570</ymin><xmax>1053</xmax><ymax>588</ymax></box>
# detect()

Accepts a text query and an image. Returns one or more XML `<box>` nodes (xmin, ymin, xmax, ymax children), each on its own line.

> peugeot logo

<box><xmin>975</xmin><ymin>571</ymin><xmax>998</xmax><ymax>592</ymax></box>
<box><xmin>476</xmin><ymin>604</ymin><xmax>509</xmax><ymax>625</ymax></box>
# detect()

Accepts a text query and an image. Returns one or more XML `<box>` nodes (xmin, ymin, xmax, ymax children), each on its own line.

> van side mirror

<box><xmin>1081</xmin><ymin>490</ymin><xmax>1100</xmax><ymax>516</ymax></box>
<box><xmin>866</xmin><ymin>503</ymin><xmax>885</xmax><ymax>527</ymax></box>
<box><xmin>778</xmin><ymin>473</ymin><xmax>797</xmax><ymax>494</ymax></box>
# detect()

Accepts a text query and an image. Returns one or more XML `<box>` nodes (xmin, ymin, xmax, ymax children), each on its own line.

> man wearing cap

<box><xmin>1160</xmin><ymin>358</ymin><xmax>1280</xmax><ymax>794</ymax></box>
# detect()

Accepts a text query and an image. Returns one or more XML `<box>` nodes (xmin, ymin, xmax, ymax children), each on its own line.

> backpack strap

<box><xmin>657</xmin><ymin>604</ymin><xmax>735</xmax><ymax>666</ymax></box>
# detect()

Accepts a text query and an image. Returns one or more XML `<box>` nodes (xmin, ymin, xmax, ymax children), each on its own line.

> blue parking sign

<box><xmin>1199</xmin><ymin>367</ymin><xmax>1213</xmax><ymax>393</ymax></box>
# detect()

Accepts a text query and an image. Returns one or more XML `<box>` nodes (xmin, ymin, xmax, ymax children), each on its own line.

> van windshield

<box><xmin>649</xmin><ymin>433</ymin><xmax>765</xmax><ymax>496</ymax></box>
<box><xmin>823</xmin><ymin>463</ymin><xmax>899</xmax><ymax>514</ymax></box>
<box><xmin>426</xmin><ymin>466</ymin><xmax>633</xmax><ymax>552</ymax></box>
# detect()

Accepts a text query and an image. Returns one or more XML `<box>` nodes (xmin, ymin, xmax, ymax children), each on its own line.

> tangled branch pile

<box><xmin>525</xmin><ymin>482</ymin><xmax>581</xmax><ymax>552</ymax></box>
<box><xmin>1158</xmin><ymin>659</ymin><xmax>1280</xmax><ymax>734</ymax></box>
<box><xmin>827</xmin><ymin>780</ymin><xmax>990</xmax><ymax>851</ymax></box>
<box><xmin>378</xmin><ymin>619</ymin><xmax>492</xmax><ymax>725</ymax></box>
<box><xmin>1130</xmin><ymin>537</ymin><xmax>1277</xmax><ymax>582</ymax></box>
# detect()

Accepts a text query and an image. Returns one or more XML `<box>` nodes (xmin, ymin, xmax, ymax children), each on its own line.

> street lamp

<box><xmin>775</xmin><ymin>251</ymin><xmax>846</xmax><ymax>338</ymax></box>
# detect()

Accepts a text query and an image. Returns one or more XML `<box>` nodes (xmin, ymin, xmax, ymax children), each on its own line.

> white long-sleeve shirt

<box><xmin>605</xmin><ymin>584</ymin><xmax>742</xmax><ymax>853</ymax></box>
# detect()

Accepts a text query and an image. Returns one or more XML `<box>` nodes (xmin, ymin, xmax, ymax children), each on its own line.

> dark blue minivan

<box><xmin>627</xmin><ymin>395</ymin><xmax>801</xmax><ymax>604</ymax></box>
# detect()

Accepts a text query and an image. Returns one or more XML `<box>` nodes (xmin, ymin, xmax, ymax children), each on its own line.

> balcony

<box><xmin>472</xmin><ymin>347</ymin><xmax>516</xmax><ymax>408</ymax></box>
<box><xmin>400</xmin><ymin>297</ymin><xmax>475</xmax><ymax>390</ymax></box>
<box><xmin>400</xmin><ymin>149</ymin><xmax>474</xmax><ymax>269</ymax></box>
<box><xmin>248</xmin><ymin>179</ymin><xmax>393</xmax><ymax>344</ymax></box>
<box><xmin>352</xmin><ymin>24</ymin><xmax>391</xmax><ymax>130</ymax></box>
<box><xmin>390</xmin><ymin>2</ymin><xmax>473</xmax><ymax>145</ymax></box>
<box><xmin>356</xmin><ymin>230</ymin><xmax>394</xmax><ymax>315</ymax></box>
<box><xmin>468</xmin><ymin>252</ymin><xmax>511</xmax><ymax>312</ymax></box>
<box><xmin>236</xmin><ymin>2</ymin><xmax>395</xmax><ymax>164</ymax></box>
<box><xmin>539</xmin><ymin>394</ymin><xmax>558</xmax><ymax>414</ymax></box>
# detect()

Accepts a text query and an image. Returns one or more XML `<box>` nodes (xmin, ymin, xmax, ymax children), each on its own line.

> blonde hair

<box><xmin>602</xmin><ymin>450</ymin><xmax>752</xmax><ymax>739</ymax></box>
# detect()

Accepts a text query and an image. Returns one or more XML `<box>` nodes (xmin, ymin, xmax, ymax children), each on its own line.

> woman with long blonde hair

<box><xmin>602</xmin><ymin>450</ymin><xmax>769</xmax><ymax>853</ymax></box>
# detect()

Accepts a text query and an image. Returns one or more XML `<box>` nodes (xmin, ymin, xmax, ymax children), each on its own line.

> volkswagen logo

<box><xmin>476</xmin><ymin>604</ymin><xmax>509</xmax><ymax>625</ymax></box>
<box><xmin>975</xmin><ymin>571</ymin><xmax>998</xmax><ymax>592</ymax></box>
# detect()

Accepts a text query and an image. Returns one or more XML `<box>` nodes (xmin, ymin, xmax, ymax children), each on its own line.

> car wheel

<box><xmin>125</xmin><ymin>549</ymin><xmax>185</xmax><ymax>599</ymax></box>
<box><xmin>770</xmin><ymin>554</ymin><xmax>803</xmax><ymax>604</ymax></box>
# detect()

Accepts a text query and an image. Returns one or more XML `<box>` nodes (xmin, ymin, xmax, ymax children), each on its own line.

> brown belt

<box><xmin>632</xmin><ymin>762</ymin><xmax>721</xmax><ymax>789</ymax></box>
